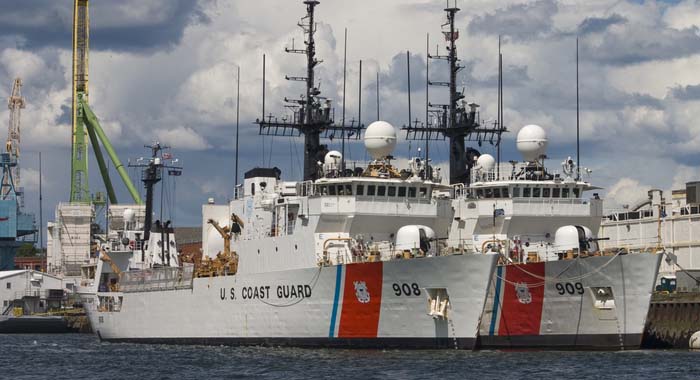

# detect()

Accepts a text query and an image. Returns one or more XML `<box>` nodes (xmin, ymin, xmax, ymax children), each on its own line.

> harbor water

<box><xmin>1</xmin><ymin>334</ymin><xmax>699</xmax><ymax>379</ymax></box>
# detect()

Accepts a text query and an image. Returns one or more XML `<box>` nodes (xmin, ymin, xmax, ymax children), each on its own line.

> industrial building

<box><xmin>1</xmin><ymin>270</ymin><xmax>64</xmax><ymax>315</ymax></box>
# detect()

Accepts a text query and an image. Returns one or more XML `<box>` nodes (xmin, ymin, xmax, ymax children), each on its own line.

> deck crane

<box><xmin>0</xmin><ymin>78</ymin><xmax>35</xmax><ymax>270</ymax></box>
<box><xmin>70</xmin><ymin>0</ymin><xmax>142</xmax><ymax>205</ymax></box>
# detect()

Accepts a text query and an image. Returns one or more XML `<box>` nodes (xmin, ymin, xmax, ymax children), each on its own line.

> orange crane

<box><xmin>3</xmin><ymin>78</ymin><xmax>24</xmax><ymax>199</ymax></box>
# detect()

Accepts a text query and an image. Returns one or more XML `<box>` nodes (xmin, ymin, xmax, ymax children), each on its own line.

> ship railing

<box><xmin>13</xmin><ymin>290</ymin><xmax>49</xmax><ymax>299</ymax></box>
<box><xmin>119</xmin><ymin>264</ymin><xmax>194</xmax><ymax>293</ymax></box>
<box><xmin>319</xmin><ymin>240</ymin><xmax>471</xmax><ymax>266</ymax></box>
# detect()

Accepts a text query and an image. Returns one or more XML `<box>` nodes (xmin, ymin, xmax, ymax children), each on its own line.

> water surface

<box><xmin>1</xmin><ymin>334</ymin><xmax>698</xmax><ymax>379</ymax></box>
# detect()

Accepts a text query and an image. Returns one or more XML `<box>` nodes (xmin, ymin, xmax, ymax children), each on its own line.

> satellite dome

<box><xmin>475</xmin><ymin>154</ymin><xmax>496</xmax><ymax>172</ymax></box>
<box><xmin>364</xmin><ymin>121</ymin><xmax>397</xmax><ymax>160</ymax></box>
<box><xmin>516</xmin><ymin>124</ymin><xmax>548</xmax><ymax>162</ymax></box>
<box><xmin>324</xmin><ymin>150</ymin><xmax>342</xmax><ymax>166</ymax></box>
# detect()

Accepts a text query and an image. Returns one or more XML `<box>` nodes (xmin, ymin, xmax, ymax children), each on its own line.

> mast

<box><xmin>576</xmin><ymin>37</ymin><xmax>580</xmax><ymax>181</ymax></box>
<box><xmin>406</xmin><ymin>51</ymin><xmax>412</xmax><ymax>131</ymax></box>
<box><xmin>256</xmin><ymin>0</ymin><xmax>362</xmax><ymax>181</ymax></box>
<box><xmin>235</xmin><ymin>66</ymin><xmax>240</xmax><ymax>194</ymax></box>
<box><xmin>341</xmin><ymin>28</ymin><xmax>347</xmax><ymax>173</ymax></box>
<box><xmin>129</xmin><ymin>143</ymin><xmax>182</xmax><ymax>244</ymax></box>
<box><xmin>425</xmin><ymin>34</ymin><xmax>430</xmax><ymax>179</ymax></box>
<box><xmin>403</xmin><ymin>3</ymin><xmax>506</xmax><ymax>185</ymax></box>
<box><xmin>445</xmin><ymin>6</ymin><xmax>465</xmax><ymax>186</ymax></box>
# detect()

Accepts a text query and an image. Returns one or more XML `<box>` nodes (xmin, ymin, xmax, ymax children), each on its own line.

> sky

<box><xmin>1</xmin><ymin>0</ymin><xmax>700</xmax><ymax>236</ymax></box>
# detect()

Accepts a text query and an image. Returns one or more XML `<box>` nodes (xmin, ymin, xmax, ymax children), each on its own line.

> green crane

<box><xmin>70</xmin><ymin>0</ymin><xmax>142</xmax><ymax>205</ymax></box>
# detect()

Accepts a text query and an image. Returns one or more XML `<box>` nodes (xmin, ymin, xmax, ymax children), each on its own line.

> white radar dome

<box><xmin>475</xmin><ymin>154</ymin><xmax>496</xmax><ymax>172</ymax></box>
<box><xmin>324</xmin><ymin>150</ymin><xmax>342</xmax><ymax>165</ymax></box>
<box><xmin>516</xmin><ymin>124</ymin><xmax>548</xmax><ymax>162</ymax></box>
<box><xmin>123</xmin><ymin>208</ymin><xmax>135</xmax><ymax>223</ymax></box>
<box><xmin>364</xmin><ymin>121</ymin><xmax>397</xmax><ymax>160</ymax></box>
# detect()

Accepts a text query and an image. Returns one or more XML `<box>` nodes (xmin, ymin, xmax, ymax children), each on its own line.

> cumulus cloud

<box><xmin>468</xmin><ymin>0</ymin><xmax>558</xmax><ymax>41</ymax></box>
<box><xmin>154</xmin><ymin>126</ymin><xmax>211</xmax><ymax>151</ymax></box>
<box><xmin>605</xmin><ymin>178</ymin><xmax>652</xmax><ymax>210</ymax></box>
<box><xmin>0</xmin><ymin>0</ymin><xmax>210</xmax><ymax>51</ymax></box>
<box><xmin>577</xmin><ymin>14</ymin><xmax>627</xmax><ymax>35</ymax></box>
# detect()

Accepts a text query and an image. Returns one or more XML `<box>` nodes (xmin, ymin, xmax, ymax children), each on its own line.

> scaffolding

<box><xmin>46</xmin><ymin>203</ymin><xmax>93</xmax><ymax>276</ymax></box>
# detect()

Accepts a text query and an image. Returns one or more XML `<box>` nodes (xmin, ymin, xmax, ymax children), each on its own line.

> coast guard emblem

<box><xmin>354</xmin><ymin>281</ymin><xmax>371</xmax><ymax>303</ymax></box>
<box><xmin>515</xmin><ymin>282</ymin><xmax>532</xmax><ymax>304</ymax></box>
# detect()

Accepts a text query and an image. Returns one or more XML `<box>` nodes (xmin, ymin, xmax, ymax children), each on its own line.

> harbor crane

<box><xmin>0</xmin><ymin>78</ymin><xmax>35</xmax><ymax>270</ymax></box>
<box><xmin>70</xmin><ymin>0</ymin><xmax>142</xmax><ymax>205</ymax></box>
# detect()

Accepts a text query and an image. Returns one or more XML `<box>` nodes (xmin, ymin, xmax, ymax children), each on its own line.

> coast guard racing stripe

<box><xmin>338</xmin><ymin>262</ymin><xmax>383</xmax><ymax>338</ymax></box>
<box><xmin>498</xmin><ymin>262</ymin><xmax>545</xmax><ymax>336</ymax></box>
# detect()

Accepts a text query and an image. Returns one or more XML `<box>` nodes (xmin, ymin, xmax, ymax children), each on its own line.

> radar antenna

<box><xmin>402</xmin><ymin>4</ymin><xmax>506</xmax><ymax>185</ymax></box>
<box><xmin>255</xmin><ymin>0</ymin><xmax>363</xmax><ymax>181</ymax></box>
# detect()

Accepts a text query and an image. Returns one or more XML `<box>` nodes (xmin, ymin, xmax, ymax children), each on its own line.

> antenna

<box><xmin>407</xmin><ymin>51</ymin><xmax>412</xmax><ymax>132</ymax></box>
<box><xmin>39</xmin><ymin>152</ymin><xmax>43</xmax><ymax>265</ymax></box>
<box><xmin>376</xmin><ymin>71</ymin><xmax>380</xmax><ymax>120</ymax></box>
<box><xmin>576</xmin><ymin>37</ymin><xmax>580</xmax><ymax>181</ymax></box>
<box><xmin>425</xmin><ymin>33</ymin><xmax>430</xmax><ymax>180</ymax></box>
<box><xmin>262</xmin><ymin>53</ymin><xmax>266</xmax><ymax>167</ymax></box>
<box><xmin>341</xmin><ymin>28</ymin><xmax>347</xmax><ymax>173</ymax></box>
<box><xmin>497</xmin><ymin>36</ymin><xmax>502</xmax><ymax>179</ymax></box>
<box><xmin>358</xmin><ymin>59</ymin><xmax>362</xmax><ymax>129</ymax></box>
<box><xmin>235</xmin><ymin>65</ymin><xmax>241</xmax><ymax>193</ymax></box>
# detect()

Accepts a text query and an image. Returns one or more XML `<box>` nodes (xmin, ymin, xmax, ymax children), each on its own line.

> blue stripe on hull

<box><xmin>488</xmin><ymin>265</ymin><xmax>503</xmax><ymax>336</ymax></box>
<box><xmin>328</xmin><ymin>265</ymin><xmax>343</xmax><ymax>337</ymax></box>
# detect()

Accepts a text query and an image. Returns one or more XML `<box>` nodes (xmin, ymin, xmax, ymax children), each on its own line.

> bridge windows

<box><xmin>356</xmin><ymin>184</ymin><xmax>364</xmax><ymax>196</ymax></box>
<box><xmin>398</xmin><ymin>187</ymin><xmax>407</xmax><ymax>197</ymax></box>
<box><xmin>388</xmin><ymin>186</ymin><xmax>396</xmax><ymax>197</ymax></box>
<box><xmin>533</xmin><ymin>187</ymin><xmax>541</xmax><ymax>198</ymax></box>
<box><xmin>543</xmin><ymin>187</ymin><xmax>551</xmax><ymax>198</ymax></box>
<box><xmin>367</xmin><ymin>185</ymin><xmax>376</xmax><ymax>196</ymax></box>
<box><xmin>408</xmin><ymin>187</ymin><xmax>417</xmax><ymax>198</ymax></box>
<box><xmin>377</xmin><ymin>186</ymin><xmax>386</xmax><ymax>196</ymax></box>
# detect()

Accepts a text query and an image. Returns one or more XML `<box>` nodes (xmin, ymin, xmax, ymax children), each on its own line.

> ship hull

<box><xmin>86</xmin><ymin>254</ymin><xmax>497</xmax><ymax>349</ymax></box>
<box><xmin>478</xmin><ymin>253</ymin><xmax>662</xmax><ymax>349</ymax></box>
